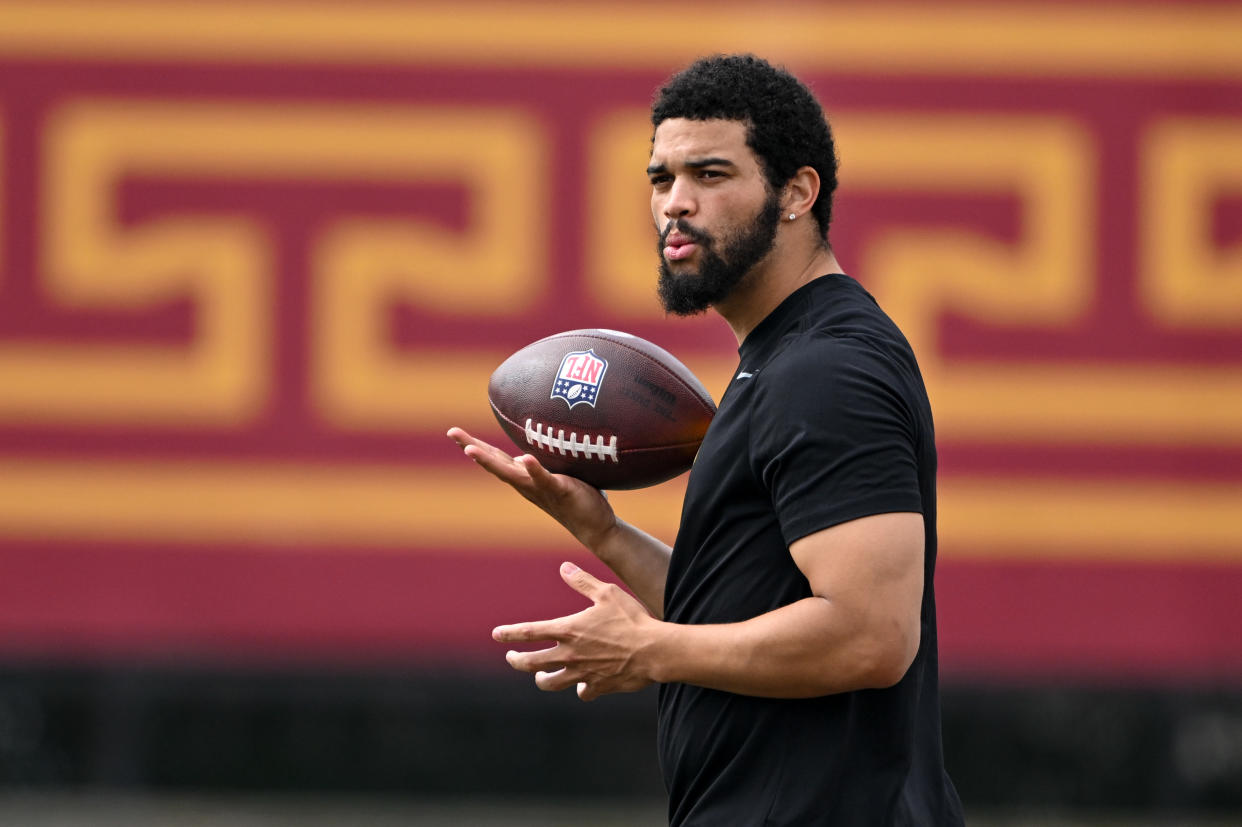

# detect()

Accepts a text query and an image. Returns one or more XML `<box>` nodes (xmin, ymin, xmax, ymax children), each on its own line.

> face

<box><xmin>648</xmin><ymin>118</ymin><xmax>782</xmax><ymax>315</ymax></box>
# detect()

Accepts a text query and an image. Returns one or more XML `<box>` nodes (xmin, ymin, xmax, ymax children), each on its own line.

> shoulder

<box><xmin>748</xmin><ymin>329</ymin><xmax>923</xmax><ymax>451</ymax></box>
<box><xmin>755</xmin><ymin>329</ymin><xmax>905</xmax><ymax>398</ymax></box>
<box><xmin>741</xmin><ymin>275</ymin><xmax>924</xmax><ymax>413</ymax></box>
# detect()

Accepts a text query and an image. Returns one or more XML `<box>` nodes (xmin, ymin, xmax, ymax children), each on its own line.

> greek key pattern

<box><xmin>0</xmin><ymin>1</ymin><xmax>1237</xmax><ymax>561</ymax></box>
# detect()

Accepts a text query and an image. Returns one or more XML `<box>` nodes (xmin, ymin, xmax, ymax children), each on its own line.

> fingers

<box><xmin>558</xmin><ymin>560</ymin><xmax>606</xmax><ymax>602</ymax></box>
<box><xmin>446</xmin><ymin>427</ymin><xmax>511</xmax><ymax>465</ymax></box>
<box><xmin>519</xmin><ymin>453</ymin><xmax>562</xmax><ymax>487</ymax></box>
<box><xmin>491</xmin><ymin>563</ymin><xmax>602</xmax><ymax>648</ymax></box>
<box><xmin>504</xmin><ymin>645</ymin><xmax>561</xmax><ymax>674</ymax></box>
<box><xmin>448</xmin><ymin>428</ymin><xmax>569</xmax><ymax>497</ymax></box>
<box><xmin>446</xmin><ymin>427</ymin><xmax>501</xmax><ymax>456</ymax></box>
<box><xmin>518</xmin><ymin>454</ymin><xmax>586</xmax><ymax>502</ymax></box>
<box><xmin>497</xmin><ymin>614</ymin><xmax>588</xmax><ymax>694</ymax></box>
<box><xmin>494</xmin><ymin>564</ymin><xmax>639</xmax><ymax>701</ymax></box>
<box><xmin>447</xmin><ymin>426</ymin><xmax>513</xmax><ymax>464</ymax></box>
<box><xmin>492</xmin><ymin>569</ymin><xmax>604</xmax><ymax>644</ymax></box>
<box><xmin>505</xmin><ymin>650</ymin><xmax>580</xmax><ymax>694</ymax></box>
<box><xmin>506</xmin><ymin>645</ymin><xmax>586</xmax><ymax>694</ymax></box>
<box><xmin>447</xmin><ymin>428</ymin><xmax>566</xmax><ymax>490</ymax></box>
<box><xmin>493</xmin><ymin>619</ymin><xmax>562</xmax><ymax>643</ymax></box>
<box><xmin>536</xmin><ymin>669</ymin><xmax>578</xmax><ymax>693</ymax></box>
<box><xmin>498</xmin><ymin>634</ymin><xmax>618</xmax><ymax>701</ymax></box>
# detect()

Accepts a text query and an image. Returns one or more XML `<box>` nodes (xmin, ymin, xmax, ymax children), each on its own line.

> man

<box><xmin>448</xmin><ymin>54</ymin><xmax>963</xmax><ymax>825</ymax></box>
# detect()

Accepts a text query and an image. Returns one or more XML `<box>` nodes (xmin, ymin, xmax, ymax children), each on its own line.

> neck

<box><xmin>715</xmin><ymin>239</ymin><xmax>841</xmax><ymax>345</ymax></box>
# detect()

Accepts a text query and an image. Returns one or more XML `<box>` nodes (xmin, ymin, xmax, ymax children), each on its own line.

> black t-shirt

<box><xmin>657</xmin><ymin>274</ymin><xmax>963</xmax><ymax>826</ymax></box>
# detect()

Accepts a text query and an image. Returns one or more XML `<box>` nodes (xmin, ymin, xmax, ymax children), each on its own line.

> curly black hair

<box><xmin>651</xmin><ymin>54</ymin><xmax>839</xmax><ymax>241</ymax></box>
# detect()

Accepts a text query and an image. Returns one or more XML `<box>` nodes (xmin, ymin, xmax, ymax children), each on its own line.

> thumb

<box><xmin>560</xmin><ymin>561</ymin><xmax>604</xmax><ymax>601</ymax></box>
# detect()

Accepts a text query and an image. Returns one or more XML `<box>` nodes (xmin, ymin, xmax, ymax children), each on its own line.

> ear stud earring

<box><xmin>788</xmin><ymin>213</ymin><xmax>797</xmax><ymax>221</ymax></box>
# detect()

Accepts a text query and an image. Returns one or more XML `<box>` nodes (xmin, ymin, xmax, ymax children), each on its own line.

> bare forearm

<box><xmin>643</xmin><ymin>596</ymin><xmax>917</xmax><ymax>698</ymax></box>
<box><xmin>587</xmin><ymin>518</ymin><xmax>671</xmax><ymax>619</ymax></box>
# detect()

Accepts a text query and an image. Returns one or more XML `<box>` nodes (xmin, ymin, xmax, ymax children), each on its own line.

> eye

<box><xmin>698</xmin><ymin>169</ymin><xmax>726</xmax><ymax>180</ymax></box>
<box><xmin>649</xmin><ymin>174</ymin><xmax>672</xmax><ymax>188</ymax></box>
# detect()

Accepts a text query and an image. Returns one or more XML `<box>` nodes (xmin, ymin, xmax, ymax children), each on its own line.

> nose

<box><xmin>660</xmin><ymin>177</ymin><xmax>695</xmax><ymax>221</ymax></box>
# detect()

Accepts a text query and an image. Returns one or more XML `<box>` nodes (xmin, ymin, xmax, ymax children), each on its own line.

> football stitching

<box><xmin>524</xmin><ymin>419</ymin><xmax>619</xmax><ymax>463</ymax></box>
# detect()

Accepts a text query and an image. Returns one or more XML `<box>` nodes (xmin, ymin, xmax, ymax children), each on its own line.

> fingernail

<box><xmin>561</xmin><ymin>561</ymin><xmax>580</xmax><ymax>576</ymax></box>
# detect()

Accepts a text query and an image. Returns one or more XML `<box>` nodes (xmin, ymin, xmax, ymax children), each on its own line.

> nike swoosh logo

<box><xmin>736</xmin><ymin>372</ymin><xmax>754</xmax><ymax>380</ymax></box>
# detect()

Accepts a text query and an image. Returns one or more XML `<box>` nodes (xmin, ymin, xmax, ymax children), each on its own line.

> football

<box><xmin>487</xmin><ymin>329</ymin><xmax>716</xmax><ymax>490</ymax></box>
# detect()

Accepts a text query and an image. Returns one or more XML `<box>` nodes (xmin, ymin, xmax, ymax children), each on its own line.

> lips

<box><xmin>664</xmin><ymin>239</ymin><xmax>698</xmax><ymax>261</ymax></box>
<box><xmin>662</xmin><ymin>229</ymin><xmax>701</xmax><ymax>262</ymax></box>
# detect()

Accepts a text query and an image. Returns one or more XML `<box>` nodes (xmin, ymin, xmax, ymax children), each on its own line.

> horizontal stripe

<box><xmin>0</xmin><ymin>458</ymin><xmax>1239</xmax><ymax>560</ymax></box>
<box><xmin>0</xmin><ymin>2</ymin><xmax>1238</xmax><ymax>78</ymax></box>
<box><xmin>1</xmin><ymin>544</ymin><xmax>1238</xmax><ymax>680</ymax></box>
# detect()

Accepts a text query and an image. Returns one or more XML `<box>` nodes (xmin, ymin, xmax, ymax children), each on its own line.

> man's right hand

<box><xmin>446</xmin><ymin>427</ymin><xmax>619</xmax><ymax>550</ymax></box>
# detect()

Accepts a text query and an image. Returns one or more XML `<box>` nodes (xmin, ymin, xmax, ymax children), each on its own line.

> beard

<box><xmin>656</xmin><ymin>192</ymin><xmax>783</xmax><ymax>316</ymax></box>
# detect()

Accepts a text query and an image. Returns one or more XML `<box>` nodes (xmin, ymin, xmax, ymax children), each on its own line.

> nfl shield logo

<box><xmin>551</xmin><ymin>349</ymin><xmax>609</xmax><ymax>408</ymax></box>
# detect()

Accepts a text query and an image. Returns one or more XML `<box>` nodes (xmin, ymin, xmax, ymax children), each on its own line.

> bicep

<box><xmin>789</xmin><ymin>512</ymin><xmax>924</xmax><ymax>653</ymax></box>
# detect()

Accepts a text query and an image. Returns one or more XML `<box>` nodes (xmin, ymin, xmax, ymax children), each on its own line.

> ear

<box><xmin>782</xmin><ymin>166</ymin><xmax>821</xmax><ymax>220</ymax></box>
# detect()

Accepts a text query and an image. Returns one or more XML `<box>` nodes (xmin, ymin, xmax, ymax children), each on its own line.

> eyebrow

<box><xmin>646</xmin><ymin>157</ymin><xmax>738</xmax><ymax>176</ymax></box>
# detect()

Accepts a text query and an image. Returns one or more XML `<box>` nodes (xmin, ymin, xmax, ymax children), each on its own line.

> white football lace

<box><xmin>524</xmin><ymin>419</ymin><xmax>619</xmax><ymax>462</ymax></box>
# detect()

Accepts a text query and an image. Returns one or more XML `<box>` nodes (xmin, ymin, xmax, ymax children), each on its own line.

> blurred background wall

<box><xmin>0</xmin><ymin>0</ymin><xmax>1240</xmax><ymax>822</ymax></box>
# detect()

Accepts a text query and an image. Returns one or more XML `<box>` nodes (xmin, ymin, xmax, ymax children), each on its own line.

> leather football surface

<box><xmin>487</xmin><ymin>329</ymin><xmax>716</xmax><ymax>489</ymax></box>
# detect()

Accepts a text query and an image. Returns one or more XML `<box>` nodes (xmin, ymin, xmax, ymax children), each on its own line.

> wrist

<box><xmin>577</xmin><ymin>515</ymin><xmax>623</xmax><ymax>558</ymax></box>
<box><xmin>639</xmin><ymin>618</ymin><xmax>679</xmax><ymax>685</ymax></box>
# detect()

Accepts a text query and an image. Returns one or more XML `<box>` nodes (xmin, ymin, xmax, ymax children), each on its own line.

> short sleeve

<box><xmin>749</xmin><ymin>336</ymin><xmax>924</xmax><ymax>545</ymax></box>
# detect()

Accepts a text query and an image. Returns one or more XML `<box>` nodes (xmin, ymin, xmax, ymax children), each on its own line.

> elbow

<box><xmin>859</xmin><ymin>624</ymin><xmax>921</xmax><ymax>690</ymax></box>
<box><xmin>866</xmin><ymin>650</ymin><xmax>914</xmax><ymax>690</ymax></box>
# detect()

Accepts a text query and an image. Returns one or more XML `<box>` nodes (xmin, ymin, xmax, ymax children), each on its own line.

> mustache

<box><xmin>659</xmin><ymin>218</ymin><xmax>711</xmax><ymax>247</ymax></box>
